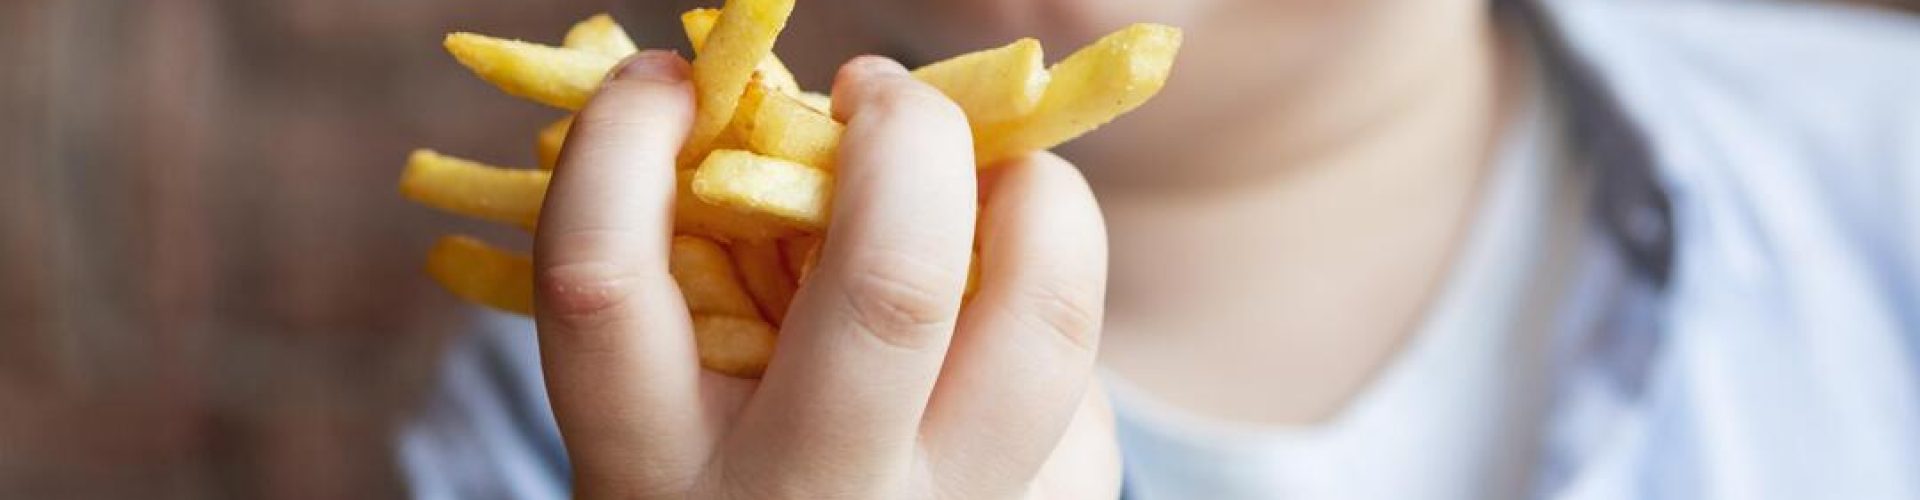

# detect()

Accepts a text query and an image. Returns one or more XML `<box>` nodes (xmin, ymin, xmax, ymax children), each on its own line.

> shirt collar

<box><xmin>1509</xmin><ymin>0</ymin><xmax>1677</xmax><ymax>290</ymax></box>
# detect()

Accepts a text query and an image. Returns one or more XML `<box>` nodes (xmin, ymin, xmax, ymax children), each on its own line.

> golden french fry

<box><xmin>682</xmin><ymin>0</ymin><xmax>796</xmax><ymax>164</ymax></box>
<box><xmin>426</xmin><ymin>235</ymin><xmax>534</xmax><ymax>315</ymax></box>
<box><xmin>444</xmin><ymin>33</ymin><xmax>618</xmax><ymax>111</ymax></box>
<box><xmin>681</xmin><ymin>8</ymin><xmax>800</xmax><ymax>93</ymax></box>
<box><xmin>913</xmin><ymin>38</ymin><xmax>1048</xmax><ymax>127</ymax></box>
<box><xmin>662</xmin><ymin>25</ymin><xmax>1179</xmax><ymax>226</ymax></box>
<box><xmin>692</xmin><ymin>149</ymin><xmax>831</xmax><ymax>230</ymax></box>
<box><xmin>563</xmin><ymin>13</ymin><xmax>639</xmax><ymax>58</ymax></box>
<box><xmin>400</xmin><ymin>150</ymin><xmax>800</xmax><ymax>240</ymax></box>
<box><xmin>965</xmin><ymin>251</ymin><xmax>981</xmax><ymax>300</ymax></box>
<box><xmin>674</xmin><ymin>173</ymin><xmax>803</xmax><ymax>242</ymax></box>
<box><xmin>975</xmin><ymin>24</ymin><xmax>1182</xmax><ymax>165</ymax></box>
<box><xmin>795</xmin><ymin>92</ymin><xmax>832</xmax><ymax>113</ymax></box>
<box><xmin>730</xmin><ymin>240</ymin><xmax>798</xmax><ymax>325</ymax></box>
<box><xmin>732</xmin><ymin>80</ymin><xmax>842</xmax><ymax>169</ymax></box>
<box><xmin>779</xmin><ymin>235</ymin><xmax>821</xmax><ymax>281</ymax></box>
<box><xmin>692</xmin><ymin>314</ymin><xmax>777</xmax><ymax>378</ymax></box>
<box><xmin>400</xmin><ymin>150</ymin><xmax>548</xmax><ymax>230</ymax></box>
<box><xmin>670</xmin><ymin>235</ymin><xmax>764</xmax><ymax>319</ymax></box>
<box><xmin>536</xmin><ymin>116</ymin><xmax>573</xmax><ymax>170</ymax></box>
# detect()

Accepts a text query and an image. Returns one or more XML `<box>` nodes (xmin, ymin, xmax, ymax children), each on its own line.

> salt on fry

<box><xmin>682</xmin><ymin>0</ymin><xmax>797</xmax><ymax>164</ymax></box>
<box><xmin>975</xmin><ymin>24</ymin><xmax>1182</xmax><ymax>165</ymax></box>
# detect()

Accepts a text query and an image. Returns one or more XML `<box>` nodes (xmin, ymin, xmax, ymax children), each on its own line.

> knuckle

<box><xmin>836</xmin><ymin>251</ymin><xmax>965</xmax><ymax>349</ymax></box>
<box><xmin>1015</xmin><ymin>274</ymin><xmax>1105</xmax><ymax>353</ymax></box>
<box><xmin>535</xmin><ymin>259</ymin><xmax>646</xmax><ymax>331</ymax></box>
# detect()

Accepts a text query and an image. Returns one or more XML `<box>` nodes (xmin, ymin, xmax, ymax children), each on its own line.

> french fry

<box><xmin>670</xmin><ymin>235</ymin><xmax>764</xmax><ymax>319</ymax></box>
<box><xmin>730</xmin><ymin>240</ymin><xmax>798</xmax><ymax>325</ymax></box>
<box><xmin>413</xmin><ymin>9</ymin><xmax>1184</xmax><ymax>380</ymax></box>
<box><xmin>426</xmin><ymin>235</ymin><xmax>535</xmax><ymax>315</ymax></box>
<box><xmin>732</xmin><ymin>80</ymin><xmax>841</xmax><ymax>169</ymax></box>
<box><xmin>965</xmin><ymin>252</ymin><xmax>981</xmax><ymax>300</ymax></box>
<box><xmin>682</xmin><ymin>0</ymin><xmax>796</xmax><ymax>164</ymax></box>
<box><xmin>692</xmin><ymin>315</ymin><xmax>778</xmax><ymax>378</ymax></box>
<box><xmin>672</xmin><ymin>26</ymin><xmax>1179</xmax><ymax>228</ymax></box>
<box><xmin>400</xmin><ymin>150</ymin><xmax>548</xmax><ymax>230</ymax></box>
<box><xmin>692</xmin><ymin>149</ymin><xmax>831</xmax><ymax>230</ymax></box>
<box><xmin>681</xmin><ymin>8</ymin><xmax>800</xmax><ymax>93</ymax></box>
<box><xmin>795</xmin><ymin>92</ymin><xmax>832</xmax><ymax>113</ymax></box>
<box><xmin>913</xmin><ymin>38</ymin><xmax>1048</xmax><ymax>127</ymax></box>
<box><xmin>536</xmin><ymin>116</ymin><xmax>573</xmax><ymax>170</ymax></box>
<box><xmin>975</xmin><ymin>24</ymin><xmax>1182</xmax><ymax>165</ymax></box>
<box><xmin>563</xmin><ymin>13</ymin><xmax>639</xmax><ymax>58</ymax></box>
<box><xmin>779</xmin><ymin>235</ymin><xmax>821</xmax><ymax>281</ymax></box>
<box><xmin>444</xmin><ymin>33</ymin><xmax>618</xmax><ymax>111</ymax></box>
<box><xmin>404</xmin><ymin>148</ymin><xmax>799</xmax><ymax>241</ymax></box>
<box><xmin>674</xmin><ymin>173</ymin><xmax>803</xmax><ymax>242</ymax></box>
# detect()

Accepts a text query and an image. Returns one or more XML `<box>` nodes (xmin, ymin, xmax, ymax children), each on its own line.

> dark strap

<box><xmin>1509</xmin><ymin>0</ymin><xmax>1678</xmax><ymax>288</ymax></box>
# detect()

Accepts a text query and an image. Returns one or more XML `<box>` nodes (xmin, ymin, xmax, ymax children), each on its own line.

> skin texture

<box><xmin>843</xmin><ymin>0</ymin><xmax>1516</xmax><ymax>425</ymax></box>
<box><xmin>546</xmin><ymin>0</ymin><xmax>1514</xmax><ymax>494</ymax></box>
<box><xmin>535</xmin><ymin>52</ymin><xmax>1116</xmax><ymax>498</ymax></box>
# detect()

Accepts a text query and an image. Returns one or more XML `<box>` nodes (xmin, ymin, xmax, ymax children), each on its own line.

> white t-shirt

<box><xmin>1106</xmin><ymin>80</ymin><xmax>1590</xmax><ymax>500</ymax></box>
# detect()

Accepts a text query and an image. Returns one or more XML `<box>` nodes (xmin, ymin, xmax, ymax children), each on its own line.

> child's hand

<box><xmin>534</xmin><ymin>50</ymin><xmax>1117</xmax><ymax>499</ymax></box>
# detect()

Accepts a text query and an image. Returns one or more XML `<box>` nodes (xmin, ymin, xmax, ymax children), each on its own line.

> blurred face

<box><xmin>843</xmin><ymin>0</ymin><xmax>1488</xmax><ymax>186</ymax></box>
<box><xmin>848</xmin><ymin>0</ymin><xmax>1301</xmax><ymax>60</ymax></box>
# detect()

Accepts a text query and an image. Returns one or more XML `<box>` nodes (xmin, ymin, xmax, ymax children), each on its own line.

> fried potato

<box><xmin>965</xmin><ymin>251</ymin><xmax>981</xmax><ymax>301</ymax></box>
<box><xmin>415</xmin><ymin>11</ymin><xmax>1184</xmax><ymax>380</ymax></box>
<box><xmin>913</xmin><ymin>38</ymin><xmax>1048</xmax><ymax>127</ymax></box>
<box><xmin>674</xmin><ymin>173</ymin><xmax>802</xmax><ymax>242</ymax></box>
<box><xmin>975</xmin><ymin>24</ymin><xmax>1182</xmax><ymax>165</ymax></box>
<box><xmin>681</xmin><ymin>8</ymin><xmax>800</xmax><ymax>93</ymax></box>
<box><xmin>670</xmin><ymin>235</ymin><xmax>764</xmax><ymax>319</ymax></box>
<box><xmin>692</xmin><ymin>314</ymin><xmax>778</xmax><ymax>378</ymax></box>
<box><xmin>400</xmin><ymin>150</ymin><xmax>548</xmax><ymax>230</ymax></box>
<box><xmin>671</xmin><ymin>25</ymin><xmax>1179</xmax><ymax>227</ymax></box>
<box><xmin>426</xmin><ymin>235</ymin><xmax>535</xmax><ymax>315</ymax></box>
<box><xmin>733</xmin><ymin>80</ymin><xmax>841</xmax><ymax>169</ymax></box>
<box><xmin>563</xmin><ymin>13</ymin><xmax>639</xmax><ymax>58</ymax></box>
<box><xmin>403</xmin><ymin>148</ymin><xmax>801</xmax><ymax>240</ymax></box>
<box><xmin>444</xmin><ymin>33</ymin><xmax>618</xmax><ymax>111</ymax></box>
<box><xmin>729</xmin><ymin>240</ymin><xmax>798</xmax><ymax>325</ymax></box>
<box><xmin>795</xmin><ymin>91</ymin><xmax>832</xmax><ymax>113</ymax></box>
<box><xmin>536</xmin><ymin>116</ymin><xmax>573</xmax><ymax>170</ymax></box>
<box><xmin>682</xmin><ymin>0</ymin><xmax>797</xmax><ymax>165</ymax></box>
<box><xmin>779</xmin><ymin>235</ymin><xmax>821</xmax><ymax>281</ymax></box>
<box><xmin>692</xmin><ymin>149</ymin><xmax>831</xmax><ymax>230</ymax></box>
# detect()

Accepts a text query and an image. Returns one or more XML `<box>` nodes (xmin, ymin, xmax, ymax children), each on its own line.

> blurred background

<box><xmin>0</xmin><ymin>0</ymin><xmax>879</xmax><ymax>497</ymax></box>
<box><xmin>0</xmin><ymin>0</ymin><xmax>1913</xmax><ymax>498</ymax></box>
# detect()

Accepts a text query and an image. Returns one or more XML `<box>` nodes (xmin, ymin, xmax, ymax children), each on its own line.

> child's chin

<box><xmin>876</xmin><ymin>0</ymin><xmax>1184</xmax><ymax>59</ymax></box>
<box><xmin>1023</xmin><ymin>0</ymin><xmax>1194</xmax><ymax>45</ymax></box>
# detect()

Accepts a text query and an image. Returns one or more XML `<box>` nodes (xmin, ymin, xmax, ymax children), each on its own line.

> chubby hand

<box><xmin>534</xmin><ymin>49</ymin><xmax>1118</xmax><ymax>499</ymax></box>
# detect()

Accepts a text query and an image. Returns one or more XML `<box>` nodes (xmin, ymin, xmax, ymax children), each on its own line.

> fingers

<box><xmin>923</xmin><ymin>153</ymin><xmax>1109</xmax><ymax>494</ymax></box>
<box><xmin>725</xmin><ymin>56</ymin><xmax>978</xmax><ymax>489</ymax></box>
<box><xmin>532</xmin><ymin>50</ymin><xmax>710</xmax><ymax>488</ymax></box>
<box><xmin>1029</xmin><ymin>388</ymin><xmax>1123</xmax><ymax>500</ymax></box>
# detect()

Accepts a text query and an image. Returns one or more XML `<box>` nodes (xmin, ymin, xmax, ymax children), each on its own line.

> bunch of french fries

<box><xmin>401</xmin><ymin>0</ymin><xmax>1181</xmax><ymax>378</ymax></box>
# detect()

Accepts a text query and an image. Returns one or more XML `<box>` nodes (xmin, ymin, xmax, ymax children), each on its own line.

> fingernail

<box><xmin>614</xmin><ymin>50</ymin><xmax>688</xmax><ymax>83</ymax></box>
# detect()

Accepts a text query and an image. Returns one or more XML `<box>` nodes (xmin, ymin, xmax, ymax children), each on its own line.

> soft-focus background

<box><xmin>0</xmin><ymin>1</ymin><xmax>880</xmax><ymax>497</ymax></box>
<box><xmin>0</xmin><ymin>0</ymin><xmax>1913</xmax><ymax>498</ymax></box>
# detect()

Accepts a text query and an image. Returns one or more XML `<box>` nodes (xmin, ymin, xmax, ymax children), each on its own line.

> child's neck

<box><xmin>1092</xmin><ymin>6</ymin><xmax>1523</xmax><ymax>425</ymax></box>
